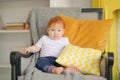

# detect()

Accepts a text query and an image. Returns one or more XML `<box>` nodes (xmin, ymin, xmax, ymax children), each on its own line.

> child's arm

<box><xmin>24</xmin><ymin>45</ymin><xmax>40</xmax><ymax>54</ymax></box>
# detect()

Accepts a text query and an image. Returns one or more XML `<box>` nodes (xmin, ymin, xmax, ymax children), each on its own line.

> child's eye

<box><xmin>51</xmin><ymin>29</ymin><xmax>55</xmax><ymax>31</ymax></box>
<box><xmin>58</xmin><ymin>30</ymin><xmax>61</xmax><ymax>32</ymax></box>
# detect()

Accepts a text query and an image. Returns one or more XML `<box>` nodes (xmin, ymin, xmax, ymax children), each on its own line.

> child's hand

<box><xmin>24</xmin><ymin>46</ymin><xmax>32</xmax><ymax>54</ymax></box>
<box><xmin>24</xmin><ymin>45</ymin><xmax>40</xmax><ymax>54</ymax></box>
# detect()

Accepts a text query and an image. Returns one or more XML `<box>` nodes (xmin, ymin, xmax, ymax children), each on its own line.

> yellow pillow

<box><xmin>56</xmin><ymin>44</ymin><xmax>102</xmax><ymax>76</ymax></box>
<box><xmin>73</xmin><ymin>19</ymin><xmax>113</xmax><ymax>51</ymax></box>
<box><xmin>59</xmin><ymin>14</ymin><xmax>80</xmax><ymax>43</ymax></box>
<box><xmin>59</xmin><ymin>14</ymin><xmax>113</xmax><ymax>51</ymax></box>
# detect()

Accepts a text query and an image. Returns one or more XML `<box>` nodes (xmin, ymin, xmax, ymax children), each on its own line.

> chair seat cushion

<box><xmin>26</xmin><ymin>68</ymin><xmax>106</xmax><ymax>80</ymax></box>
<box><xmin>32</xmin><ymin>68</ymin><xmax>65</xmax><ymax>80</ymax></box>
<box><xmin>32</xmin><ymin>68</ymin><xmax>86</xmax><ymax>80</ymax></box>
<box><xmin>85</xmin><ymin>75</ymin><xmax>106</xmax><ymax>80</ymax></box>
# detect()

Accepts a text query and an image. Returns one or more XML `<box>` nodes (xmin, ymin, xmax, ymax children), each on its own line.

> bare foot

<box><xmin>52</xmin><ymin>67</ymin><xmax>64</xmax><ymax>75</ymax></box>
<box><xmin>64</xmin><ymin>66</ymin><xmax>78</xmax><ymax>73</ymax></box>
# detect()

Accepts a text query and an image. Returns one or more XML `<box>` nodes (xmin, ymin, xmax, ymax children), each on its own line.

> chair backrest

<box><xmin>28</xmin><ymin>7</ymin><xmax>102</xmax><ymax>45</ymax></box>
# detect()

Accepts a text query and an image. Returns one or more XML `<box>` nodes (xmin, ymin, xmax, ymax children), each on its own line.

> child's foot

<box><xmin>52</xmin><ymin>67</ymin><xmax>64</xmax><ymax>75</ymax></box>
<box><xmin>64</xmin><ymin>67</ymin><xmax>78</xmax><ymax>73</ymax></box>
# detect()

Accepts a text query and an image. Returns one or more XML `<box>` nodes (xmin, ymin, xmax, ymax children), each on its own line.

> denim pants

<box><xmin>36</xmin><ymin>56</ymin><xmax>62</xmax><ymax>72</ymax></box>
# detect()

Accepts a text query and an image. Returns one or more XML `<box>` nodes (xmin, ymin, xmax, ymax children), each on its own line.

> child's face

<box><xmin>47</xmin><ymin>23</ymin><xmax>65</xmax><ymax>40</ymax></box>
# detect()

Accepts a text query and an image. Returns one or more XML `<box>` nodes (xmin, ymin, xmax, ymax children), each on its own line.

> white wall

<box><xmin>0</xmin><ymin>0</ymin><xmax>49</xmax><ymax>24</ymax></box>
<box><xmin>0</xmin><ymin>31</ymin><xmax>31</xmax><ymax>67</ymax></box>
<box><xmin>50</xmin><ymin>0</ymin><xmax>91</xmax><ymax>8</ymax></box>
<box><xmin>71</xmin><ymin>0</ymin><xmax>91</xmax><ymax>8</ymax></box>
<box><xmin>50</xmin><ymin>0</ymin><xmax>72</xmax><ymax>7</ymax></box>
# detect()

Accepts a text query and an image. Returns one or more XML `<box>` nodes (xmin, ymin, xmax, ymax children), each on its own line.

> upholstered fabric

<box><xmin>30</xmin><ymin>68</ymin><xmax>88</xmax><ymax>80</ymax></box>
<box><xmin>100</xmin><ymin>55</ymin><xmax>106</xmax><ymax>77</ymax></box>
<box><xmin>26</xmin><ymin>68</ymin><xmax>106</xmax><ymax>80</ymax></box>
<box><xmin>85</xmin><ymin>75</ymin><xmax>106</xmax><ymax>80</ymax></box>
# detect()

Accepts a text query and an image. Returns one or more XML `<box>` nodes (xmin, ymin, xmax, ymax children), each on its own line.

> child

<box><xmin>24</xmin><ymin>16</ymin><xmax>77</xmax><ymax>75</ymax></box>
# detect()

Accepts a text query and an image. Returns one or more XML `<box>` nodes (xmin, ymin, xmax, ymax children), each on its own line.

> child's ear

<box><xmin>47</xmin><ymin>28</ymin><xmax>49</xmax><ymax>33</ymax></box>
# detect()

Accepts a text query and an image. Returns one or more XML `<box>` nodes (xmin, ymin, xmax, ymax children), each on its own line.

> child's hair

<box><xmin>48</xmin><ymin>16</ymin><xmax>65</xmax><ymax>29</ymax></box>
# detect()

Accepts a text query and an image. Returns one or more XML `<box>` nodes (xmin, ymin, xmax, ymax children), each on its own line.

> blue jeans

<box><xmin>36</xmin><ymin>56</ymin><xmax>62</xmax><ymax>72</ymax></box>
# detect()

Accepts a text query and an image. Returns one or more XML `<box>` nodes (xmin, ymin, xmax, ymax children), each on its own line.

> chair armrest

<box><xmin>106</xmin><ymin>52</ymin><xmax>114</xmax><ymax>80</ymax></box>
<box><xmin>10</xmin><ymin>51</ymin><xmax>33</xmax><ymax>80</ymax></box>
<box><xmin>10</xmin><ymin>51</ymin><xmax>33</xmax><ymax>65</ymax></box>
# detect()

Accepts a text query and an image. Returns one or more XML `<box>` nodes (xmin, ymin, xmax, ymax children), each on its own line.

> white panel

<box><xmin>50</xmin><ymin>0</ymin><xmax>71</xmax><ymax>7</ymax></box>
<box><xmin>71</xmin><ymin>0</ymin><xmax>91</xmax><ymax>8</ymax></box>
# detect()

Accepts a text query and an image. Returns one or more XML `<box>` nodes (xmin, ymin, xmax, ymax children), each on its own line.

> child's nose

<box><xmin>54</xmin><ymin>31</ymin><xmax>58</xmax><ymax>35</ymax></box>
<box><xmin>54</xmin><ymin>31</ymin><xmax>58</xmax><ymax>34</ymax></box>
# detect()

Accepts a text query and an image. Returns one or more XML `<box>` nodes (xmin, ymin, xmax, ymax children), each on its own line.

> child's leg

<box><xmin>36</xmin><ymin>57</ymin><xmax>55</xmax><ymax>72</ymax></box>
<box><xmin>36</xmin><ymin>57</ymin><xmax>64</xmax><ymax>74</ymax></box>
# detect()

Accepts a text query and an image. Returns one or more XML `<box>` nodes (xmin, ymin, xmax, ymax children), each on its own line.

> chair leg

<box><xmin>107</xmin><ymin>52</ymin><xmax>114</xmax><ymax>80</ymax></box>
<box><xmin>11</xmin><ymin>65</ymin><xmax>17</xmax><ymax>80</ymax></box>
<box><xmin>107</xmin><ymin>65</ymin><xmax>112</xmax><ymax>80</ymax></box>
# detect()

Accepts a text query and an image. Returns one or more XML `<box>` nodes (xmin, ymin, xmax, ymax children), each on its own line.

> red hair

<box><xmin>48</xmin><ymin>16</ymin><xmax>65</xmax><ymax>29</ymax></box>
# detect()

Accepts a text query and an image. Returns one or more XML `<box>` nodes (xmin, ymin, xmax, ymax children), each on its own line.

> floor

<box><xmin>0</xmin><ymin>68</ymin><xmax>11</xmax><ymax>80</ymax></box>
